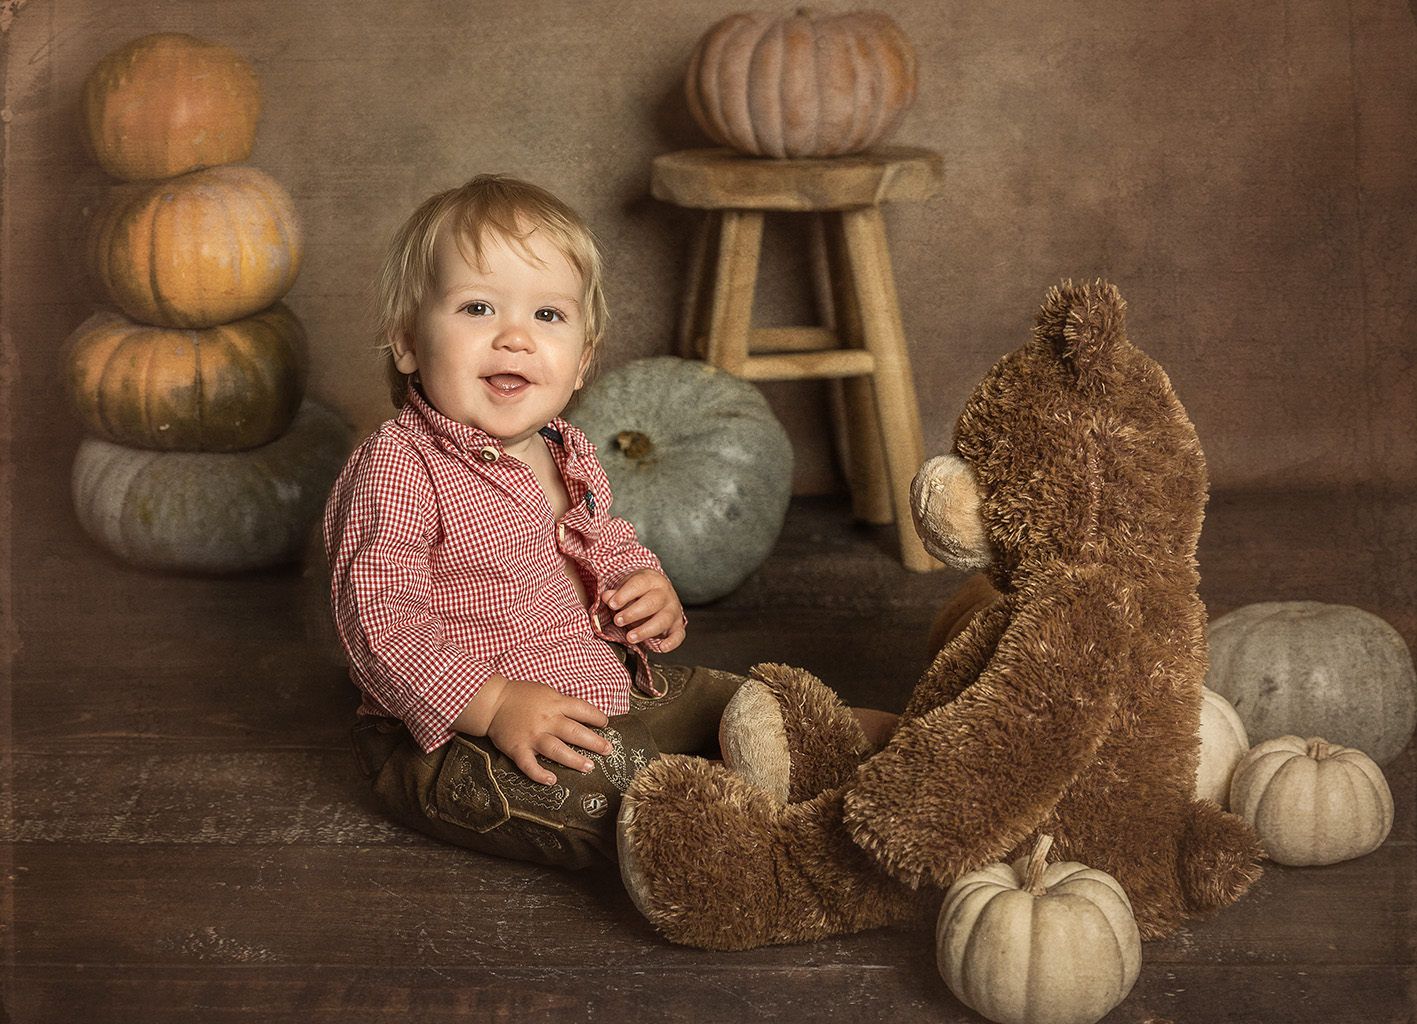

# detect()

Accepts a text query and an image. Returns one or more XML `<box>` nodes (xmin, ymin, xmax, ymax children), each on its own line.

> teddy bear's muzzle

<box><xmin>909</xmin><ymin>454</ymin><xmax>994</xmax><ymax>572</ymax></box>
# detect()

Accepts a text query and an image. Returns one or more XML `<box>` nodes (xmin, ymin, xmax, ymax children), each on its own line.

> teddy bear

<box><xmin>615</xmin><ymin>279</ymin><xmax>1265</xmax><ymax>951</ymax></box>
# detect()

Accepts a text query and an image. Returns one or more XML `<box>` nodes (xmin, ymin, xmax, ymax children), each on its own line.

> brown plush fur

<box><xmin>618</xmin><ymin>281</ymin><xmax>1264</xmax><ymax>950</ymax></box>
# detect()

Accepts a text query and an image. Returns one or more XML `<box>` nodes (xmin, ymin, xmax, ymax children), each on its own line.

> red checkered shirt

<box><xmin>324</xmin><ymin>389</ymin><xmax>671</xmax><ymax>752</ymax></box>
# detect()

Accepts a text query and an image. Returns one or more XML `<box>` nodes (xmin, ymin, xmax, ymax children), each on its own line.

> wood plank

<box><xmin>6</xmin><ymin>961</ymin><xmax>1414</xmax><ymax>1023</ymax></box>
<box><xmin>10</xmin><ymin>835</ymin><xmax>1412</xmax><ymax>970</ymax></box>
<box><xmin>8</xmin><ymin>844</ymin><xmax>920</xmax><ymax>970</ymax></box>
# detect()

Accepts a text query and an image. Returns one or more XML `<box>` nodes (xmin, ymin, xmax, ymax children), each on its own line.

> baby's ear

<box><xmin>390</xmin><ymin>330</ymin><xmax>419</xmax><ymax>374</ymax></box>
<box><xmin>575</xmin><ymin>340</ymin><xmax>596</xmax><ymax>389</ymax></box>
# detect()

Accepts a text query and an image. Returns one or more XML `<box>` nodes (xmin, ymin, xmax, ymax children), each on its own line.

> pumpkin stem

<box><xmin>616</xmin><ymin>430</ymin><xmax>654</xmax><ymax>460</ymax></box>
<box><xmin>1308</xmin><ymin>738</ymin><xmax>1334</xmax><ymax>760</ymax></box>
<box><xmin>1023</xmin><ymin>834</ymin><xmax>1054</xmax><ymax>895</ymax></box>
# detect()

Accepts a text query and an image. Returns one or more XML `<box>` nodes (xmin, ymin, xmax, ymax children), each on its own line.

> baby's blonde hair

<box><xmin>372</xmin><ymin>174</ymin><xmax>609</xmax><ymax>408</ymax></box>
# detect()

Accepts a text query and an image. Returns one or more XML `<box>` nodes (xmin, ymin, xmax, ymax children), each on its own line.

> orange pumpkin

<box><xmin>89</xmin><ymin>164</ymin><xmax>303</xmax><ymax>329</ymax></box>
<box><xmin>685</xmin><ymin>9</ymin><xmax>918</xmax><ymax>159</ymax></box>
<box><xmin>80</xmin><ymin>33</ymin><xmax>263</xmax><ymax>182</ymax></box>
<box><xmin>63</xmin><ymin>303</ymin><xmax>307</xmax><ymax>452</ymax></box>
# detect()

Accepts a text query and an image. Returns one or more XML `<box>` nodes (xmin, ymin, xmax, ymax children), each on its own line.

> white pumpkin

<box><xmin>71</xmin><ymin>400</ymin><xmax>350</xmax><ymax>573</ymax></box>
<box><xmin>937</xmin><ymin>835</ymin><xmax>1141</xmax><ymax>1024</ymax></box>
<box><xmin>568</xmin><ymin>357</ymin><xmax>792</xmax><ymax>605</ymax></box>
<box><xmin>1229</xmin><ymin>735</ymin><xmax>1394</xmax><ymax>867</ymax></box>
<box><xmin>1207</xmin><ymin>601</ymin><xmax>1416</xmax><ymax>766</ymax></box>
<box><xmin>1196</xmin><ymin>685</ymin><xmax>1249</xmax><ymax>807</ymax></box>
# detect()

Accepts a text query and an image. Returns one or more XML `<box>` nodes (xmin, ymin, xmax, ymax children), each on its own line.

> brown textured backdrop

<box><xmin>3</xmin><ymin>0</ymin><xmax>1415</xmax><ymax>500</ymax></box>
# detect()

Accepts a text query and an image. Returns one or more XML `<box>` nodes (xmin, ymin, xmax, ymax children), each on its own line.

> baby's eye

<box><xmin>535</xmin><ymin>307</ymin><xmax>566</xmax><ymax>323</ymax></box>
<box><xmin>462</xmin><ymin>301</ymin><xmax>491</xmax><ymax>317</ymax></box>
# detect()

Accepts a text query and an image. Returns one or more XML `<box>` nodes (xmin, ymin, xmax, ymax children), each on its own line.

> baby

<box><xmin>324</xmin><ymin>174</ymin><xmax>744</xmax><ymax>868</ymax></box>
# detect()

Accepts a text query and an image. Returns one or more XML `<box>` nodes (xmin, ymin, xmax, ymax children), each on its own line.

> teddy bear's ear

<box><xmin>1033</xmin><ymin>279</ymin><xmax>1128</xmax><ymax>386</ymax></box>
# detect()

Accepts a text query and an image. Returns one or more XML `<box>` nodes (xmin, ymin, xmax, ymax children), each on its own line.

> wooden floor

<box><xmin>3</xmin><ymin>486</ymin><xmax>1414</xmax><ymax>1023</ymax></box>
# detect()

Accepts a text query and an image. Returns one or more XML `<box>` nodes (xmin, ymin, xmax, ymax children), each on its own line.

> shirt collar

<box><xmin>397</xmin><ymin>385</ymin><xmax>585</xmax><ymax>459</ymax></box>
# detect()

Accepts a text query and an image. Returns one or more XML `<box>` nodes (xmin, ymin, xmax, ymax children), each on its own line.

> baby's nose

<box><xmin>494</xmin><ymin>321</ymin><xmax>535</xmax><ymax>349</ymax></box>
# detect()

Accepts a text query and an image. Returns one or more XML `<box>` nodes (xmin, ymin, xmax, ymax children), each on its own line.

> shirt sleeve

<box><xmin>324</xmin><ymin>436</ymin><xmax>496</xmax><ymax>751</ymax></box>
<box><xmin>574</xmin><ymin>452</ymin><xmax>686</xmax><ymax>657</ymax></box>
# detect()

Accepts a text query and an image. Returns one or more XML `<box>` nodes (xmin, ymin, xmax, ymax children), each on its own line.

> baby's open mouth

<box><xmin>485</xmin><ymin>373</ymin><xmax>530</xmax><ymax>393</ymax></box>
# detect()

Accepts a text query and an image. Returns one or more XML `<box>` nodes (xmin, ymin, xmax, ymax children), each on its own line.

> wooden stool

<box><xmin>650</xmin><ymin>146</ymin><xmax>943</xmax><ymax>572</ymax></box>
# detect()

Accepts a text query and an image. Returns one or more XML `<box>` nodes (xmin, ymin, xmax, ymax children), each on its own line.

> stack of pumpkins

<box><xmin>63</xmin><ymin>32</ymin><xmax>348</xmax><ymax>574</ymax></box>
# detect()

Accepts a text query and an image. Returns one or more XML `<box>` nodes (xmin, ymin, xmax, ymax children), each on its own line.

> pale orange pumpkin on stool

<box><xmin>685</xmin><ymin>8</ymin><xmax>918</xmax><ymax>158</ymax></box>
<box><xmin>62</xmin><ymin>303</ymin><xmax>307</xmax><ymax>452</ymax></box>
<box><xmin>88</xmin><ymin>164</ymin><xmax>303</xmax><ymax>329</ymax></box>
<box><xmin>80</xmin><ymin>32</ymin><xmax>263</xmax><ymax>182</ymax></box>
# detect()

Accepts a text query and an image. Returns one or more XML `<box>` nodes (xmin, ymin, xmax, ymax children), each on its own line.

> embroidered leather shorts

<box><xmin>351</xmin><ymin>660</ymin><xmax>746</xmax><ymax>869</ymax></box>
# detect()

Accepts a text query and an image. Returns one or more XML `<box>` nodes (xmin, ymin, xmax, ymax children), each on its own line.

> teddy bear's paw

<box><xmin>719</xmin><ymin>679</ymin><xmax>792</xmax><ymax>801</ymax></box>
<box><xmin>724</xmin><ymin>663</ymin><xmax>878</xmax><ymax>802</ymax></box>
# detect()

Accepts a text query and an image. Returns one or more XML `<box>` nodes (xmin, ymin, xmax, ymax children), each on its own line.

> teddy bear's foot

<box><xmin>1176</xmin><ymin>797</ymin><xmax>1265</xmax><ymax>918</ymax></box>
<box><xmin>717</xmin><ymin>678</ymin><xmax>792</xmax><ymax>801</ymax></box>
<box><xmin>618</xmin><ymin>754</ymin><xmax>923</xmax><ymax>950</ymax></box>
<box><xmin>719</xmin><ymin>662</ymin><xmax>878</xmax><ymax>803</ymax></box>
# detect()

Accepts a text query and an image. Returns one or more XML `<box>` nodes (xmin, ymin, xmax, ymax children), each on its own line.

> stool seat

<box><xmin>651</xmin><ymin>147</ymin><xmax>944</xmax><ymax>212</ymax></box>
<box><xmin>651</xmin><ymin>147</ymin><xmax>942</xmax><ymax>572</ymax></box>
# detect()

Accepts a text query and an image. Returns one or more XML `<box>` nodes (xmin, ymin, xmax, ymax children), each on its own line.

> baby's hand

<box><xmin>483</xmin><ymin>677</ymin><xmax>613</xmax><ymax>786</ymax></box>
<box><xmin>604</xmin><ymin>569</ymin><xmax>685</xmax><ymax>651</ymax></box>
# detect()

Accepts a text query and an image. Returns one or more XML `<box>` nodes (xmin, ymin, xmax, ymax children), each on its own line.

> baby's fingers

<box><xmin>511</xmin><ymin>748</ymin><xmax>560</xmax><ymax>787</ymax></box>
<box><xmin>625</xmin><ymin>605</ymin><xmax>685</xmax><ymax>646</ymax></box>
<box><xmin>526</xmin><ymin>730</ymin><xmax>608</xmax><ymax>781</ymax></box>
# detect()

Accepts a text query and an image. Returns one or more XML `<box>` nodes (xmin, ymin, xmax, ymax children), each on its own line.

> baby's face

<box><xmin>393</xmin><ymin>225</ymin><xmax>591</xmax><ymax>456</ymax></box>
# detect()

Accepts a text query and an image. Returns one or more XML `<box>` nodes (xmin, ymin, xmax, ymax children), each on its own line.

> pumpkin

<box><xmin>62</xmin><ymin>303</ymin><xmax>307</xmax><ymax>452</ymax></box>
<box><xmin>71</xmin><ymin>400</ymin><xmax>350</xmax><ymax>574</ymax></box>
<box><xmin>568</xmin><ymin>357</ymin><xmax>792</xmax><ymax>605</ymax></box>
<box><xmin>1196</xmin><ymin>685</ymin><xmax>1249</xmax><ymax>807</ymax></box>
<box><xmin>936</xmin><ymin>835</ymin><xmax>1141</xmax><ymax>1024</ymax></box>
<box><xmin>89</xmin><ymin>163</ymin><xmax>303</xmax><ymax>329</ymax></box>
<box><xmin>1229</xmin><ymin>735</ymin><xmax>1394</xmax><ymax>867</ymax></box>
<box><xmin>1207</xmin><ymin>601</ymin><xmax>1417</xmax><ymax>766</ymax></box>
<box><xmin>684</xmin><ymin>9</ymin><xmax>918</xmax><ymax>159</ymax></box>
<box><xmin>80</xmin><ymin>32</ymin><xmax>263</xmax><ymax>182</ymax></box>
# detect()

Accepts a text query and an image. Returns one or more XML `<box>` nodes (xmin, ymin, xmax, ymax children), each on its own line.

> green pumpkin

<box><xmin>71</xmin><ymin>400</ymin><xmax>350</xmax><ymax>573</ymax></box>
<box><xmin>1207</xmin><ymin>601</ymin><xmax>1417</xmax><ymax>766</ymax></box>
<box><xmin>569</xmin><ymin>357</ymin><xmax>792</xmax><ymax>605</ymax></box>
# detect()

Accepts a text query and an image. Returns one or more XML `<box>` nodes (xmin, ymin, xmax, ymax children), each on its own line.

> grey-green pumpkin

<box><xmin>71</xmin><ymin>400</ymin><xmax>350</xmax><ymax>573</ymax></box>
<box><xmin>569</xmin><ymin>357</ymin><xmax>792</xmax><ymax>605</ymax></box>
<box><xmin>1206</xmin><ymin>601</ymin><xmax>1417</xmax><ymax>766</ymax></box>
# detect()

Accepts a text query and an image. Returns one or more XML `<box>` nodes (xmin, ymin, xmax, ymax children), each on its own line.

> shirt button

<box><xmin>557</xmin><ymin>523</ymin><xmax>567</xmax><ymax>543</ymax></box>
<box><xmin>478</xmin><ymin>446</ymin><xmax>499</xmax><ymax>463</ymax></box>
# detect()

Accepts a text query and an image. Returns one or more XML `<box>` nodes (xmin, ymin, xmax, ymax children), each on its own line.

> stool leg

<box><xmin>678</xmin><ymin>211</ymin><xmax>718</xmax><ymax>359</ymax></box>
<box><xmin>839</xmin><ymin>206</ymin><xmax>939</xmax><ymax>572</ymax></box>
<box><xmin>703</xmin><ymin>209</ymin><xmax>764</xmax><ymax>377</ymax></box>
<box><xmin>821</xmin><ymin>214</ymin><xmax>894</xmax><ymax>526</ymax></box>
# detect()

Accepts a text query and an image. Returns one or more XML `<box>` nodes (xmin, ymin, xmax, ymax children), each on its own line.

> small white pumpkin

<box><xmin>1207</xmin><ymin>601</ymin><xmax>1416</xmax><ymax>766</ymax></box>
<box><xmin>569</xmin><ymin>357</ymin><xmax>792</xmax><ymax>605</ymax></box>
<box><xmin>71</xmin><ymin>400</ymin><xmax>350</xmax><ymax>573</ymax></box>
<box><xmin>936</xmin><ymin>835</ymin><xmax>1141</xmax><ymax>1024</ymax></box>
<box><xmin>1196</xmin><ymin>685</ymin><xmax>1249</xmax><ymax>807</ymax></box>
<box><xmin>1229</xmin><ymin>735</ymin><xmax>1394</xmax><ymax>867</ymax></box>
